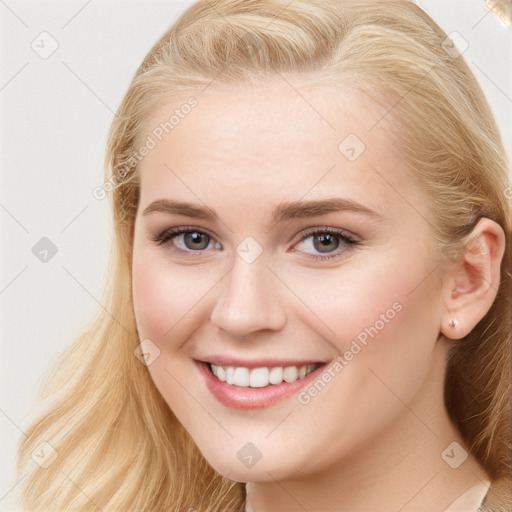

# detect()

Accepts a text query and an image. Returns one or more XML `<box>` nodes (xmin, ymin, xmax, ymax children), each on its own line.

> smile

<box><xmin>209</xmin><ymin>362</ymin><xmax>321</xmax><ymax>387</ymax></box>
<box><xmin>195</xmin><ymin>359</ymin><xmax>329</xmax><ymax>409</ymax></box>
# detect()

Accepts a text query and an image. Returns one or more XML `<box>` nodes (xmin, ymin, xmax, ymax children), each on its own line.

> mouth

<box><xmin>195</xmin><ymin>359</ymin><xmax>329</xmax><ymax>409</ymax></box>
<box><xmin>206</xmin><ymin>361</ymin><xmax>324</xmax><ymax>387</ymax></box>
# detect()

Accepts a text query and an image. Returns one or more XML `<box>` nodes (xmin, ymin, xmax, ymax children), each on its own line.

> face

<box><xmin>131</xmin><ymin>77</ymin><xmax>445</xmax><ymax>482</ymax></box>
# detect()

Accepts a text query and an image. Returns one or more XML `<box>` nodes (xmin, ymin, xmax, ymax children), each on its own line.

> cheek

<box><xmin>132</xmin><ymin>259</ymin><xmax>175</xmax><ymax>340</ymax></box>
<box><xmin>269</xmin><ymin>256</ymin><xmax>443</xmax><ymax>465</ymax></box>
<box><xmin>131</xmin><ymin>252</ymin><xmax>215</xmax><ymax>415</ymax></box>
<box><xmin>132</xmin><ymin>252</ymin><xmax>213</xmax><ymax>341</ymax></box>
<box><xmin>280</xmin><ymin>251</ymin><xmax>442</xmax><ymax>396</ymax></box>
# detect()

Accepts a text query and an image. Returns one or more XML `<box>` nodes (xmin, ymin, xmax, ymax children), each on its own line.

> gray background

<box><xmin>1</xmin><ymin>1</ymin><xmax>510</xmax><ymax>510</ymax></box>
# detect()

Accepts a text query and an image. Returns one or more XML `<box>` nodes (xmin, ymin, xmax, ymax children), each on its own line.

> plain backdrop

<box><xmin>0</xmin><ymin>1</ymin><xmax>510</xmax><ymax>510</ymax></box>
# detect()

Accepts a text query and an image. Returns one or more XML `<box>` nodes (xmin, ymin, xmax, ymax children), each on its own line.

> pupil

<box><xmin>185</xmin><ymin>232</ymin><xmax>209</xmax><ymax>250</ymax></box>
<box><xmin>314</xmin><ymin>234</ymin><xmax>339</xmax><ymax>253</ymax></box>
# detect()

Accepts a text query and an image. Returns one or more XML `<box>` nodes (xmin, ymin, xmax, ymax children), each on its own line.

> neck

<box><xmin>245</xmin><ymin>342</ymin><xmax>490</xmax><ymax>512</ymax></box>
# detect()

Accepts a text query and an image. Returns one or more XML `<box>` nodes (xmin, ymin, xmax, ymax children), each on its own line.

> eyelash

<box><xmin>151</xmin><ymin>226</ymin><xmax>360</xmax><ymax>261</ymax></box>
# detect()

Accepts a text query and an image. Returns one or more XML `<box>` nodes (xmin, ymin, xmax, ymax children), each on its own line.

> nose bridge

<box><xmin>210</xmin><ymin>250</ymin><xmax>285</xmax><ymax>336</ymax></box>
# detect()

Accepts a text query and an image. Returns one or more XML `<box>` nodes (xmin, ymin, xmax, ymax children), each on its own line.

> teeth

<box><xmin>226</xmin><ymin>367</ymin><xmax>236</xmax><ymax>385</ymax></box>
<box><xmin>209</xmin><ymin>363</ymin><xmax>320</xmax><ymax>388</ymax></box>
<box><xmin>217</xmin><ymin>366</ymin><xmax>226</xmax><ymax>381</ymax></box>
<box><xmin>268</xmin><ymin>366</ymin><xmax>283</xmax><ymax>385</ymax></box>
<box><xmin>250</xmin><ymin>367</ymin><xmax>269</xmax><ymax>388</ymax></box>
<box><xmin>233</xmin><ymin>367</ymin><xmax>249</xmax><ymax>387</ymax></box>
<box><xmin>283</xmin><ymin>366</ymin><xmax>298</xmax><ymax>382</ymax></box>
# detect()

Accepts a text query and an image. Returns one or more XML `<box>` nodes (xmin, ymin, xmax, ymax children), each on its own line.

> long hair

<box><xmin>16</xmin><ymin>1</ymin><xmax>511</xmax><ymax>510</ymax></box>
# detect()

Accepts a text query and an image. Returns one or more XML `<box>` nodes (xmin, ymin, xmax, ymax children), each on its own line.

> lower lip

<box><xmin>195</xmin><ymin>360</ymin><xmax>328</xmax><ymax>410</ymax></box>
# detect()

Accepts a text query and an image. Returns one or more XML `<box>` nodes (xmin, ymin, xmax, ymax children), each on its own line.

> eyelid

<box><xmin>152</xmin><ymin>224</ymin><xmax>360</xmax><ymax>260</ymax></box>
<box><xmin>293</xmin><ymin>225</ymin><xmax>360</xmax><ymax>245</ymax></box>
<box><xmin>152</xmin><ymin>225</ymin><xmax>217</xmax><ymax>242</ymax></box>
<box><xmin>151</xmin><ymin>225</ymin><xmax>220</xmax><ymax>251</ymax></box>
<box><xmin>290</xmin><ymin>226</ymin><xmax>360</xmax><ymax>261</ymax></box>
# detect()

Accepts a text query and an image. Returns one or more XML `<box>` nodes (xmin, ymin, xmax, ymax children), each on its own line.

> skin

<box><xmin>130</xmin><ymin>75</ymin><xmax>504</xmax><ymax>512</ymax></box>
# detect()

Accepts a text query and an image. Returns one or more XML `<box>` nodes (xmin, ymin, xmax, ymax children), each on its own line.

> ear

<box><xmin>440</xmin><ymin>217</ymin><xmax>506</xmax><ymax>340</ymax></box>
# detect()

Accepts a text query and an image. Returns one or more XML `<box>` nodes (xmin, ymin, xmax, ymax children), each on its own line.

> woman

<box><xmin>16</xmin><ymin>0</ymin><xmax>511</xmax><ymax>510</ymax></box>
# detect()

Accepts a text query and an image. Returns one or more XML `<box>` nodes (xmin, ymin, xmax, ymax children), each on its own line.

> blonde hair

<box><xmin>16</xmin><ymin>0</ymin><xmax>511</xmax><ymax>510</ymax></box>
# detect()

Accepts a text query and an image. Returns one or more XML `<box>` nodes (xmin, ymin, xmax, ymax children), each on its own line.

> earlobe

<box><xmin>442</xmin><ymin>314</ymin><xmax>462</xmax><ymax>340</ymax></box>
<box><xmin>440</xmin><ymin>218</ymin><xmax>506</xmax><ymax>340</ymax></box>
<box><xmin>447</xmin><ymin>318</ymin><xmax>459</xmax><ymax>329</ymax></box>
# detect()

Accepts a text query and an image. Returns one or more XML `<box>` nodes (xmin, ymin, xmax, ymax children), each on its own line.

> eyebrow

<box><xmin>142</xmin><ymin>198</ymin><xmax>384</xmax><ymax>223</ymax></box>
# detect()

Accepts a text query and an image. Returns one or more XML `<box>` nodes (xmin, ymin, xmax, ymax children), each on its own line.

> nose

<box><xmin>210</xmin><ymin>253</ymin><xmax>286</xmax><ymax>338</ymax></box>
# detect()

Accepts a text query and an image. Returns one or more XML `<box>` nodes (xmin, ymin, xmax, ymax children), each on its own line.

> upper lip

<box><xmin>196</xmin><ymin>356</ymin><xmax>330</xmax><ymax>369</ymax></box>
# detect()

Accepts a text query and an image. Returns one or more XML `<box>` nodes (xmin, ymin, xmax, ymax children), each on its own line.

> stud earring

<box><xmin>448</xmin><ymin>318</ymin><xmax>459</xmax><ymax>328</ymax></box>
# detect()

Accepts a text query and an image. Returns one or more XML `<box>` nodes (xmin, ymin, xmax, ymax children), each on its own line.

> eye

<box><xmin>152</xmin><ymin>227</ymin><xmax>221</xmax><ymax>253</ymax></box>
<box><xmin>151</xmin><ymin>225</ymin><xmax>360</xmax><ymax>260</ymax></box>
<box><xmin>293</xmin><ymin>227</ymin><xmax>360</xmax><ymax>260</ymax></box>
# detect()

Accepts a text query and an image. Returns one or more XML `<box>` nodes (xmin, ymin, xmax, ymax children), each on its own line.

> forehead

<box><xmin>139</xmin><ymin>77</ymin><xmax>386</xmax><ymax>154</ymax></box>
<box><xmin>135</xmin><ymin>77</ymin><xmax>424</xmax><ymax>222</ymax></box>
